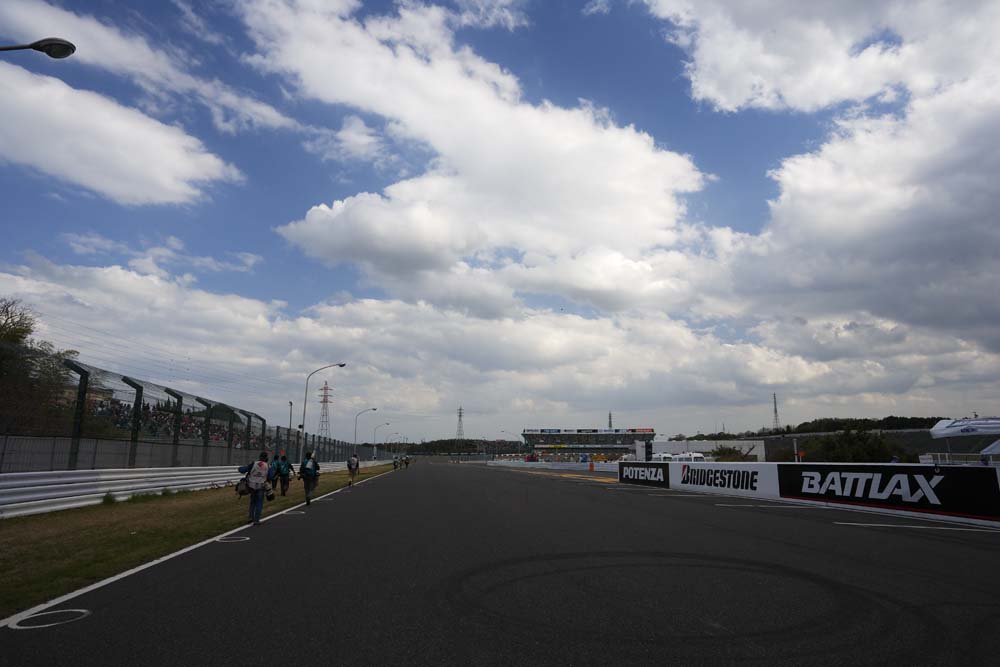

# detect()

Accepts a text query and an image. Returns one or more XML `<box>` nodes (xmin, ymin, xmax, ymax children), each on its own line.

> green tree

<box><xmin>0</xmin><ymin>298</ymin><xmax>77</xmax><ymax>435</ymax></box>
<box><xmin>709</xmin><ymin>445</ymin><xmax>750</xmax><ymax>462</ymax></box>
<box><xmin>801</xmin><ymin>430</ymin><xmax>909</xmax><ymax>463</ymax></box>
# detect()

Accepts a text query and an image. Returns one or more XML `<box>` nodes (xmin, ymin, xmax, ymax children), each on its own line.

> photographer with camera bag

<box><xmin>239</xmin><ymin>452</ymin><xmax>273</xmax><ymax>526</ymax></box>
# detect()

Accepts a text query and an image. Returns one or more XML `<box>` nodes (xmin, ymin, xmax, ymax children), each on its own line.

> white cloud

<box><xmin>453</xmin><ymin>0</ymin><xmax>530</xmax><ymax>30</ymax></box>
<box><xmin>642</xmin><ymin>0</ymin><xmax>1000</xmax><ymax>113</ymax></box>
<box><xmin>60</xmin><ymin>232</ymin><xmax>262</xmax><ymax>276</ymax></box>
<box><xmin>0</xmin><ymin>63</ymin><xmax>242</xmax><ymax>205</ymax></box>
<box><xmin>0</xmin><ymin>0</ymin><xmax>297</xmax><ymax>133</ymax></box>
<box><xmin>171</xmin><ymin>0</ymin><xmax>227</xmax><ymax>46</ymax></box>
<box><xmin>4</xmin><ymin>257</ymin><xmax>998</xmax><ymax>439</ymax></box>
<box><xmin>582</xmin><ymin>0</ymin><xmax>612</xmax><ymax>16</ymax></box>
<box><xmin>245</xmin><ymin>1</ymin><xmax>703</xmax><ymax>313</ymax></box>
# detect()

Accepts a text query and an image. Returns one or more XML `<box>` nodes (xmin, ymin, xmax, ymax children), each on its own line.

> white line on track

<box><xmin>715</xmin><ymin>503</ymin><xmax>831</xmax><ymax>509</ymax></box>
<box><xmin>833</xmin><ymin>522</ymin><xmax>1000</xmax><ymax>533</ymax></box>
<box><xmin>649</xmin><ymin>493</ymin><xmax>715</xmax><ymax>497</ymax></box>
<box><xmin>0</xmin><ymin>467</ymin><xmax>395</xmax><ymax>630</ymax></box>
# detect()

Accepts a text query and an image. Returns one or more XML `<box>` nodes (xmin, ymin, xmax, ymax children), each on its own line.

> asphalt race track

<box><xmin>4</xmin><ymin>461</ymin><xmax>999</xmax><ymax>665</ymax></box>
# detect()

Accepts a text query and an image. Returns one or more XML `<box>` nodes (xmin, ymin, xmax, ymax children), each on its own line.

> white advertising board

<box><xmin>668</xmin><ymin>462</ymin><xmax>779</xmax><ymax>498</ymax></box>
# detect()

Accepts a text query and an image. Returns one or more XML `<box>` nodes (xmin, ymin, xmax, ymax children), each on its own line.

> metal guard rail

<box><xmin>0</xmin><ymin>460</ymin><xmax>392</xmax><ymax>519</ymax></box>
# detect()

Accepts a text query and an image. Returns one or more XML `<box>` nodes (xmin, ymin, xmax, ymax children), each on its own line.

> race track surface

<box><xmin>4</xmin><ymin>461</ymin><xmax>999</xmax><ymax>665</ymax></box>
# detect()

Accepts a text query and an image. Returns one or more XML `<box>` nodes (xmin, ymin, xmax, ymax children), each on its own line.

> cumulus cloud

<box><xmin>642</xmin><ymin>0</ymin><xmax>1000</xmax><ymax>113</ymax></box>
<box><xmin>4</xmin><ymin>257</ymin><xmax>998</xmax><ymax>439</ymax></box>
<box><xmin>246</xmin><ymin>1</ymin><xmax>703</xmax><ymax>312</ymax></box>
<box><xmin>0</xmin><ymin>0</ymin><xmax>297</xmax><ymax>133</ymax></box>
<box><xmin>0</xmin><ymin>63</ymin><xmax>242</xmax><ymax>205</ymax></box>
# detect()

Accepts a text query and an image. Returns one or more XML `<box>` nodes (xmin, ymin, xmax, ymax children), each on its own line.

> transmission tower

<box><xmin>455</xmin><ymin>406</ymin><xmax>465</xmax><ymax>440</ymax></box>
<box><xmin>772</xmin><ymin>393</ymin><xmax>781</xmax><ymax>432</ymax></box>
<box><xmin>608</xmin><ymin>411</ymin><xmax>613</xmax><ymax>428</ymax></box>
<box><xmin>317</xmin><ymin>381</ymin><xmax>332</xmax><ymax>439</ymax></box>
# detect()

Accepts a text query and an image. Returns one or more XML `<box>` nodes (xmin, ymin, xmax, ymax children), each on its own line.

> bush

<box><xmin>101</xmin><ymin>492</ymin><xmax>116</xmax><ymax>505</ymax></box>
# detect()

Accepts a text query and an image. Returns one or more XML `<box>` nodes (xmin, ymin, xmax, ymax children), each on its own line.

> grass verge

<box><xmin>0</xmin><ymin>464</ymin><xmax>393</xmax><ymax>620</ymax></box>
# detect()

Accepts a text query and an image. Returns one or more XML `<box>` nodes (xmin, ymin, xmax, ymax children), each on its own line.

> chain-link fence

<box><xmin>0</xmin><ymin>352</ymin><xmax>364</xmax><ymax>473</ymax></box>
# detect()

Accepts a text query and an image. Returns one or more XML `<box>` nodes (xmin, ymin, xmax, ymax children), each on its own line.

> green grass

<box><xmin>0</xmin><ymin>464</ymin><xmax>392</xmax><ymax>619</ymax></box>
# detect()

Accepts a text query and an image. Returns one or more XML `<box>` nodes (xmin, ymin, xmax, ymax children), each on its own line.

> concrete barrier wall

<box><xmin>0</xmin><ymin>460</ymin><xmax>392</xmax><ymax>519</ymax></box>
<box><xmin>618</xmin><ymin>461</ymin><xmax>1000</xmax><ymax>527</ymax></box>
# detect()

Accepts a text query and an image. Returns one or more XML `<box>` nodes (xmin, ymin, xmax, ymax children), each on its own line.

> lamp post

<box><xmin>374</xmin><ymin>422</ymin><xmax>389</xmax><ymax>459</ymax></box>
<box><xmin>300</xmin><ymin>363</ymin><xmax>346</xmax><ymax>436</ymax></box>
<box><xmin>0</xmin><ymin>38</ymin><xmax>76</xmax><ymax>59</ymax></box>
<box><xmin>354</xmin><ymin>407</ymin><xmax>377</xmax><ymax>454</ymax></box>
<box><xmin>391</xmin><ymin>432</ymin><xmax>401</xmax><ymax>457</ymax></box>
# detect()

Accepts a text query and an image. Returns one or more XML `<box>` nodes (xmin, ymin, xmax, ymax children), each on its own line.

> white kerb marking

<box><xmin>216</xmin><ymin>536</ymin><xmax>250</xmax><ymax>543</ymax></box>
<box><xmin>9</xmin><ymin>609</ymin><xmax>91</xmax><ymax>630</ymax></box>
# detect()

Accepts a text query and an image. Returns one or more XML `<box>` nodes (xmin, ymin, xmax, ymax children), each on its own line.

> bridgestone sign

<box><xmin>618</xmin><ymin>462</ymin><xmax>669</xmax><ymax>487</ymax></box>
<box><xmin>670</xmin><ymin>462</ymin><xmax>778</xmax><ymax>498</ymax></box>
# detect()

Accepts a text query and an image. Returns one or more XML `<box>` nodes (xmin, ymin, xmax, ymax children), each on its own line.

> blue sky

<box><xmin>1</xmin><ymin>1</ymin><xmax>999</xmax><ymax>439</ymax></box>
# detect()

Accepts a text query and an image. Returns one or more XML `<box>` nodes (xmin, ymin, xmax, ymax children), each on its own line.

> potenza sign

<box><xmin>777</xmin><ymin>465</ymin><xmax>1000</xmax><ymax>519</ymax></box>
<box><xmin>619</xmin><ymin>462</ymin><xmax>669</xmax><ymax>487</ymax></box>
<box><xmin>670</xmin><ymin>463</ymin><xmax>779</xmax><ymax>498</ymax></box>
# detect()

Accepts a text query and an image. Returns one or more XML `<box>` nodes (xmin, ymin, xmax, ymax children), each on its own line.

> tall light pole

<box><xmin>0</xmin><ymin>38</ymin><xmax>76</xmax><ymax>59</ymax></box>
<box><xmin>391</xmin><ymin>432</ymin><xmax>401</xmax><ymax>456</ymax></box>
<box><xmin>354</xmin><ymin>407</ymin><xmax>377</xmax><ymax>454</ymax></box>
<box><xmin>374</xmin><ymin>422</ymin><xmax>389</xmax><ymax>459</ymax></box>
<box><xmin>300</xmin><ymin>363</ymin><xmax>346</xmax><ymax>436</ymax></box>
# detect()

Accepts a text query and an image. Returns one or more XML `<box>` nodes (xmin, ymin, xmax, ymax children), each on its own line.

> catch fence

<box><xmin>0</xmin><ymin>355</ymin><xmax>366</xmax><ymax>473</ymax></box>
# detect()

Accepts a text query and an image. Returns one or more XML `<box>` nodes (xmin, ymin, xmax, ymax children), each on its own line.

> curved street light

<box><xmin>0</xmin><ymin>38</ymin><xmax>76</xmax><ymax>59</ymax></box>
<box><xmin>300</xmin><ymin>363</ymin><xmax>346</xmax><ymax>436</ymax></box>
<box><xmin>354</xmin><ymin>407</ymin><xmax>377</xmax><ymax>454</ymax></box>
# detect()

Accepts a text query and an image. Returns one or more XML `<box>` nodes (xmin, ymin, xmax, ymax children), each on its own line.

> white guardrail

<box><xmin>486</xmin><ymin>461</ymin><xmax>619</xmax><ymax>472</ymax></box>
<box><xmin>0</xmin><ymin>460</ymin><xmax>392</xmax><ymax>519</ymax></box>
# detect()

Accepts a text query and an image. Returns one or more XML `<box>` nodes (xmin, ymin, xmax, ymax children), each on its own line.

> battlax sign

<box><xmin>777</xmin><ymin>464</ymin><xmax>1000</xmax><ymax>519</ymax></box>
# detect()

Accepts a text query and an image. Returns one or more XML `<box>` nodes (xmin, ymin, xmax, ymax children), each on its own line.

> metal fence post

<box><xmin>227</xmin><ymin>412</ymin><xmax>236</xmax><ymax>466</ymax></box>
<box><xmin>63</xmin><ymin>360</ymin><xmax>90</xmax><ymax>470</ymax></box>
<box><xmin>121</xmin><ymin>377</ymin><xmax>144</xmax><ymax>468</ymax></box>
<box><xmin>196</xmin><ymin>398</ymin><xmax>212</xmax><ymax>467</ymax></box>
<box><xmin>240</xmin><ymin>410</ymin><xmax>254</xmax><ymax>458</ymax></box>
<box><xmin>295</xmin><ymin>430</ymin><xmax>301</xmax><ymax>462</ymax></box>
<box><xmin>261</xmin><ymin>418</ymin><xmax>267</xmax><ymax>453</ymax></box>
<box><xmin>164</xmin><ymin>389</ymin><xmax>183</xmax><ymax>467</ymax></box>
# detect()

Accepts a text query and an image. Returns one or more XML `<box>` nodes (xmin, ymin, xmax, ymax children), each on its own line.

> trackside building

<box><xmin>522</xmin><ymin>428</ymin><xmax>655</xmax><ymax>459</ymax></box>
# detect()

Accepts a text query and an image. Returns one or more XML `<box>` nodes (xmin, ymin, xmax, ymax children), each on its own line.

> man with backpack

<box><xmin>239</xmin><ymin>452</ymin><xmax>273</xmax><ymax>526</ymax></box>
<box><xmin>299</xmin><ymin>451</ymin><xmax>320</xmax><ymax>505</ymax></box>
<box><xmin>347</xmin><ymin>453</ymin><xmax>360</xmax><ymax>486</ymax></box>
<box><xmin>275</xmin><ymin>454</ymin><xmax>294</xmax><ymax>496</ymax></box>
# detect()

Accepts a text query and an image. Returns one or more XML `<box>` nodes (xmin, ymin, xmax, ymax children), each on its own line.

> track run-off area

<box><xmin>3</xmin><ymin>461</ymin><xmax>999</xmax><ymax>665</ymax></box>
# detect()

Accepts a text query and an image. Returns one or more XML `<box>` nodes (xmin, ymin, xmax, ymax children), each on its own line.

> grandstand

<box><xmin>521</xmin><ymin>428</ymin><xmax>655</xmax><ymax>460</ymax></box>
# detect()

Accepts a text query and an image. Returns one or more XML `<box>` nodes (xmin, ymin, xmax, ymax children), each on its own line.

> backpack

<box><xmin>247</xmin><ymin>461</ymin><xmax>269</xmax><ymax>490</ymax></box>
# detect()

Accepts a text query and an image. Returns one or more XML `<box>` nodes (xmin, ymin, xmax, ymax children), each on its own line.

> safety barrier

<box><xmin>0</xmin><ymin>460</ymin><xmax>392</xmax><ymax>519</ymax></box>
<box><xmin>617</xmin><ymin>460</ymin><xmax>1000</xmax><ymax>527</ymax></box>
<box><xmin>486</xmin><ymin>461</ymin><xmax>619</xmax><ymax>472</ymax></box>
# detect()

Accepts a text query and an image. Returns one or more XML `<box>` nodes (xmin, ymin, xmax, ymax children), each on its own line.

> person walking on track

<box><xmin>299</xmin><ymin>451</ymin><xmax>320</xmax><ymax>505</ymax></box>
<box><xmin>275</xmin><ymin>454</ymin><xmax>293</xmax><ymax>496</ymax></box>
<box><xmin>239</xmin><ymin>452</ymin><xmax>272</xmax><ymax>525</ymax></box>
<box><xmin>348</xmin><ymin>453</ymin><xmax>360</xmax><ymax>486</ymax></box>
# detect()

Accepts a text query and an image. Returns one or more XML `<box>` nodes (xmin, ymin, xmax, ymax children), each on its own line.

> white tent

<box><xmin>930</xmin><ymin>418</ymin><xmax>1000</xmax><ymax>439</ymax></box>
<box><xmin>980</xmin><ymin>439</ymin><xmax>1000</xmax><ymax>455</ymax></box>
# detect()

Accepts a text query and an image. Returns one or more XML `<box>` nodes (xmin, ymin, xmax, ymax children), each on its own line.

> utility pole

<box><xmin>772</xmin><ymin>393</ymin><xmax>781</xmax><ymax>432</ymax></box>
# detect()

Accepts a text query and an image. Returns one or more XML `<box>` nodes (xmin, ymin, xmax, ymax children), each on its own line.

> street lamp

<box><xmin>354</xmin><ymin>407</ymin><xmax>377</xmax><ymax>454</ymax></box>
<box><xmin>374</xmin><ymin>422</ymin><xmax>389</xmax><ymax>459</ymax></box>
<box><xmin>391</xmin><ymin>432</ymin><xmax>401</xmax><ymax>456</ymax></box>
<box><xmin>0</xmin><ymin>38</ymin><xmax>76</xmax><ymax>59</ymax></box>
<box><xmin>300</xmin><ymin>363</ymin><xmax>346</xmax><ymax>435</ymax></box>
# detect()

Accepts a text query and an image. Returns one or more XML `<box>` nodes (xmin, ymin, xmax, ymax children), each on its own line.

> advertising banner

<box><xmin>668</xmin><ymin>462</ymin><xmax>779</xmax><ymax>498</ymax></box>
<box><xmin>618</xmin><ymin>461</ymin><xmax>670</xmax><ymax>487</ymax></box>
<box><xmin>777</xmin><ymin>464</ymin><xmax>1000</xmax><ymax>520</ymax></box>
